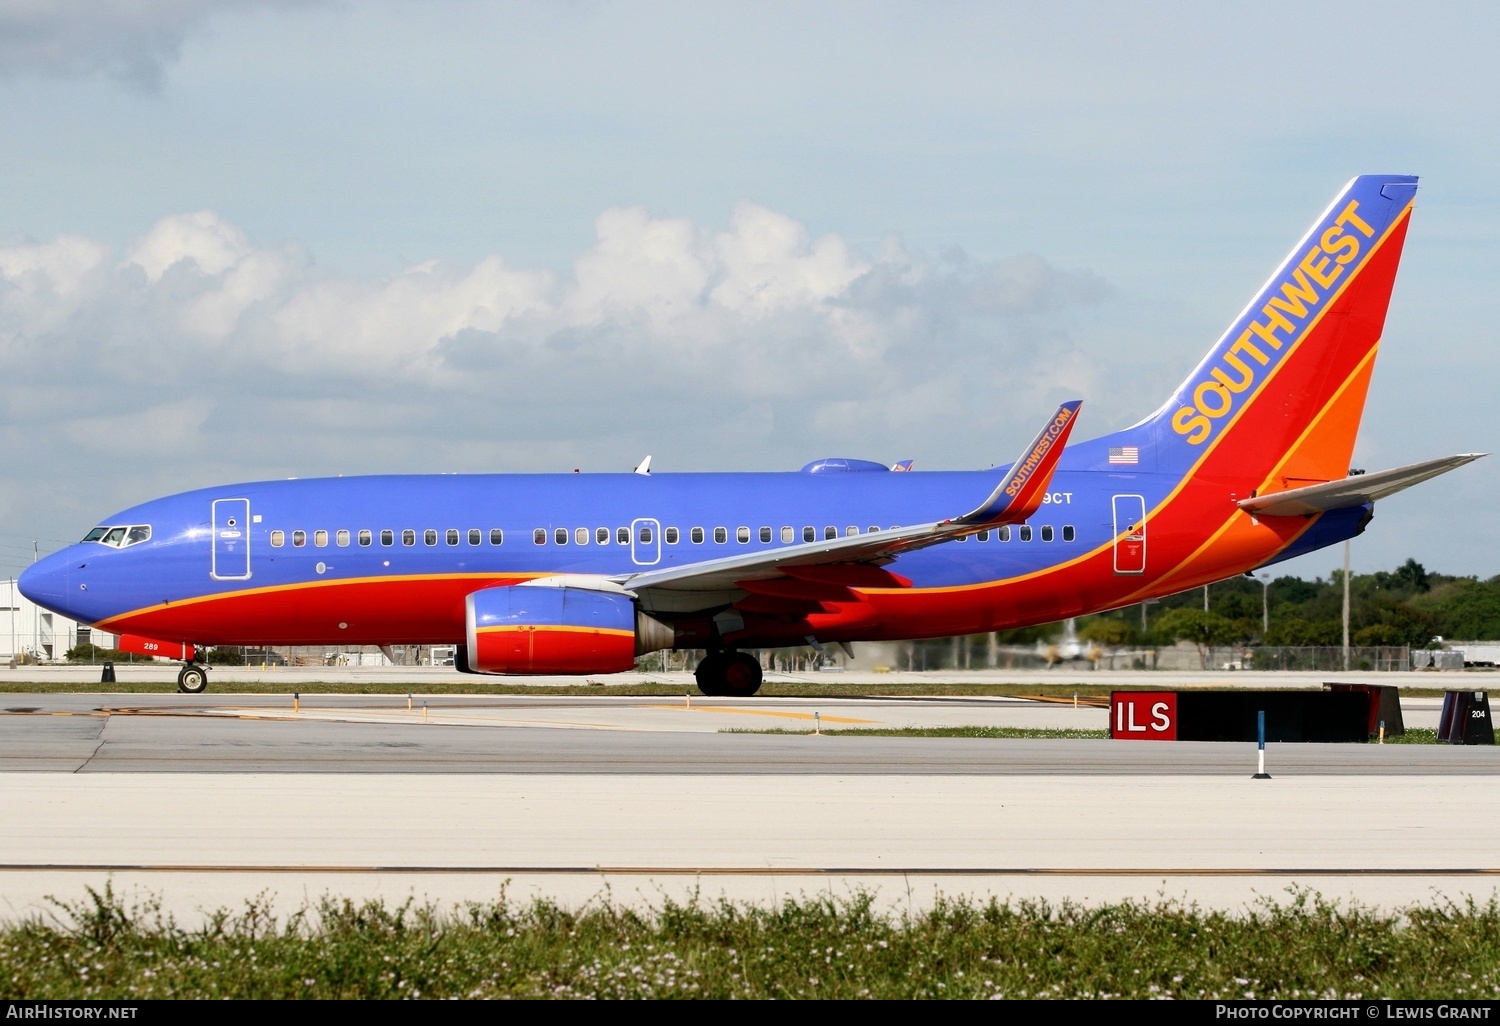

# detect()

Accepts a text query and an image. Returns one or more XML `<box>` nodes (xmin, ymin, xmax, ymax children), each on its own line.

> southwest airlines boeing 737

<box><xmin>18</xmin><ymin>175</ymin><xmax>1483</xmax><ymax>695</ymax></box>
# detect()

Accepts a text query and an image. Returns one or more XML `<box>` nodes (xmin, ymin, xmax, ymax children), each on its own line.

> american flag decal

<box><xmin>1108</xmin><ymin>446</ymin><xmax>1139</xmax><ymax>465</ymax></box>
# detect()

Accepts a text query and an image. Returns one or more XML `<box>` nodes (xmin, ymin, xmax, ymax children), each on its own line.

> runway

<box><xmin>2</xmin><ymin>690</ymin><xmax>1497</xmax><ymax>923</ymax></box>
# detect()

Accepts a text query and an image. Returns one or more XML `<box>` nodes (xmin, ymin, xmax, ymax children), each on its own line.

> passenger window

<box><xmin>126</xmin><ymin>526</ymin><xmax>151</xmax><ymax>545</ymax></box>
<box><xmin>977</xmin><ymin>530</ymin><xmax>989</xmax><ymax>542</ymax></box>
<box><xmin>381</xmin><ymin>530</ymin><xmax>394</xmax><ymax>546</ymax></box>
<box><xmin>270</xmin><ymin>530</ymin><xmax>285</xmax><ymax>547</ymax></box>
<box><xmin>359</xmin><ymin>530</ymin><xmax>372</xmax><ymax>546</ymax></box>
<box><xmin>801</xmin><ymin>526</ymin><xmax>814</xmax><ymax>543</ymax></box>
<box><xmin>575</xmin><ymin>527</ymin><xmax>589</xmax><ymax>545</ymax></box>
<box><xmin>1019</xmin><ymin>526</ymin><xmax>1033</xmax><ymax>542</ymax></box>
<box><xmin>468</xmin><ymin>529</ymin><xmax>481</xmax><ymax>546</ymax></box>
<box><xmin>999</xmin><ymin>526</ymin><xmax>1011</xmax><ymax>542</ymax></box>
<box><xmin>691</xmin><ymin>527</ymin><xmax>704</xmax><ymax>544</ymax></box>
<box><xmin>314</xmin><ymin>530</ymin><xmax>328</xmax><ymax>547</ymax></box>
<box><xmin>759</xmin><ymin>527</ymin><xmax>772</xmax><ymax>543</ymax></box>
<box><xmin>1063</xmin><ymin>525</ymin><xmax>1076</xmax><ymax>542</ymax></box>
<box><xmin>555</xmin><ymin>528</ymin><xmax>568</xmax><ymax>545</ymax></box>
<box><xmin>737</xmin><ymin>527</ymin><xmax>750</xmax><ymax>544</ymax></box>
<box><xmin>824</xmin><ymin>527</ymin><xmax>837</xmax><ymax>541</ymax></box>
<box><xmin>780</xmin><ymin>527</ymin><xmax>794</xmax><ymax>543</ymax></box>
<box><xmin>446</xmin><ymin>529</ymin><xmax>459</xmax><ymax>546</ymax></box>
<box><xmin>596</xmin><ymin>527</ymin><xmax>610</xmax><ymax>545</ymax></box>
<box><xmin>846</xmin><ymin>527</ymin><xmax>858</xmax><ymax>537</ymax></box>
<box><xmin>1041</xmin><ymin>526</ymin><xmax>1054</xmax><ymax>542</ymax></box>
<box><xmin>423</xmin><ymin>529</ymin><xmax>437</xmax><ymax>546</ymax></box>
<box><xmin>533</xmin><ymin>529</ymin><xmax>546</xmax><ymax>545</ymax></box>
<box><xmin>490</xmin><ymin>529</ymin><xmax>504</xmax><ymax>545</ymax></box>
<box><xmin>867</xmin><ymin>526</ymin><xmax>879</xmax><ymax>534</ymax></box>
<box><xmin>293</xmin><ymin>530</ymin><xmax>307</xmax><ymax>547</ymax></box>
<box><xmin>665</xmin><ymin>527</ymin><xmax>679</xmax><ymax>544</ymax></box>
<box><xmin>638</xmin><ymin>526</ymin><xmax>653</xmax><ymax>544</ymax></box>
<box><xmin>402</xmin><ymin>530</ymin><xmax>416</xmax><ymax>546</ymax></box>
<box><xmin>617</xmin><ymin>527</ymin><xmax>630</xmax><ymax>544</ymax></box>
<box><xmin>336</xmin><ymin>530</ymin><xmax>350</xmax><ymax>547</ymax></box>
<box><xmin>714</xmin><ymin>527</ymin><xmax>728</xmax><ymax>544</ymax></box>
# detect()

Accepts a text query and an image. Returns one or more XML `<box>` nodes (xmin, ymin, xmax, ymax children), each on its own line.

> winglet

<box><xmin>957</xmin><ymin>401</ymin><xmax>1082</xmax><ymax>525</ymax></box>
<box><xmin>634</xmin><ymin>455</ymin><xmax>652</xmax><ymax>476</ymax></box>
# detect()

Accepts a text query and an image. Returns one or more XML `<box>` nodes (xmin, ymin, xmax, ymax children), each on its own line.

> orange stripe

<box><xmin>476</xmin><ymin>625</ymin><xmax>634</xmax><ymax>638</ymax></box>
<box><xmin>94</xmin><ymin>571</ymin><xmax>547</xmax><ymax>631</ymax></box>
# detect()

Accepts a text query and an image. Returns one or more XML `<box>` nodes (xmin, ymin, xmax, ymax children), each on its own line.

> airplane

<box><xmin>1038</xmin><ymin>619</ymin><xmax>1095</xmax><ymax>667</ymax></box>
<box><xmin>18</xmin><ymin>174</ymin><xmax>1484</xmax><ymax>697</ymax></box>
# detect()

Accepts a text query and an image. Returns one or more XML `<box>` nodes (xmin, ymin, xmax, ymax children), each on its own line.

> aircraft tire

<box><xmin>694</xmin><ymin>653</ymin><xmax>727</xmax><ymax>696</ymax></box>
<box><xmin>177</xmin><ymin>665</ymin><xmax>208</xmax><ymax>694</ymax></box>
<box><xmin>722</xmin><ymin>652</ymin><xmax>763</xmax><ymax>697</ymax></box>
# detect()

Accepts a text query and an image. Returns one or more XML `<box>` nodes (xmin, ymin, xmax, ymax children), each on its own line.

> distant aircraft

<box><xmin>19</xmin><ymin>175</ymin><xmax>1483</xmax><ymax>696</ymax></box>
<box><xmin>1038</xmin><ymin>619</ymin><xmax>1095</xmax><ymax>667</ymax></box>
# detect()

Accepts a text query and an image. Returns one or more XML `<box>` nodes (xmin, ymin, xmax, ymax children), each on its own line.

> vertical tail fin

<box><xmin>1121</xmin><ymin>175</ymin><xmax>1418</xmax><ymax>487</ymax></box>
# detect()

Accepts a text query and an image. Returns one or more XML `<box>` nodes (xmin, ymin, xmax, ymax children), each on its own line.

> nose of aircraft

<box><xmin>18</xmin><ymin>549</ymin><xmax>76</xmax><ymax>618</ymax></box>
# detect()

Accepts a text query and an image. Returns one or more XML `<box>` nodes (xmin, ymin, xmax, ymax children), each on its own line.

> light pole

<box><xmin>1342</xmin><ymin>540</ymin><xmax>1351</xmax><ymax>672</ymax></box>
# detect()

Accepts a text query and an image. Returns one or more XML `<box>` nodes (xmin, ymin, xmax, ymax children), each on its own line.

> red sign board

<box><xmin>1110</xmin><ymin>691</ymin><xmax>1177</xmax><ymax>740</ymax></box>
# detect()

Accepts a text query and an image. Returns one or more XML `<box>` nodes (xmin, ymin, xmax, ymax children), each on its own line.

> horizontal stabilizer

<box><xmin>956</xmin><ymin>401</ymin><xmax>1082</xmax><ymax>525</ymax></box>
<box><xmin>1237</xmin><ymin>453</ymin><xmax>1486</xmax><ymax>517</ymax></box>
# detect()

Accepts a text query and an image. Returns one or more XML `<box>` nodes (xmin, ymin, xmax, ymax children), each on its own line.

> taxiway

<box><xmin>1</xmin><ymin>687</ymin><xmax>1496</xmax><ymax>924</ymax></box>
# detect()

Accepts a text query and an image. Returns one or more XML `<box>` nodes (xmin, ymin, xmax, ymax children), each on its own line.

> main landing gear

<box><xmin>177</xmin><ymin>663</ymin><xmax>208</xmax><ymax>694</ymax></box>
<box><xmin>694</xmin><ymin>650</ymin><xmax>763</xmax><ymax>697</ymax></box>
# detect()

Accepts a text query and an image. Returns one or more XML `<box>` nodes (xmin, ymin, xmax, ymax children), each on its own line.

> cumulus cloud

<box><xmin>0</xmin><ymin>0</ymin><xmax>309</xmax><ymax>89</ymax></box>
<box><xmin>1</xmin><ymin>202</ymin><xmax>1111</xmax><ymax>395</ymax></box>
<box><xmin>0</xmin><ymin>200</ymin><xmax>1118</xmax><ymax>551</ymax></box>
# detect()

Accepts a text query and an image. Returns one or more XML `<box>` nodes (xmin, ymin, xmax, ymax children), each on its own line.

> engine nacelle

<box><xmin>464</xmin><ymin>583</ymin><xmax>671</xmax><ymax>675</ymax></box>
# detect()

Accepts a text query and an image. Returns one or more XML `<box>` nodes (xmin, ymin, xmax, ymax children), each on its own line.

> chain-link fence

<box><xmin>1233</xmin><ymin>646</ymin><xmax>1410</xmax><ymax>672</ymax></box>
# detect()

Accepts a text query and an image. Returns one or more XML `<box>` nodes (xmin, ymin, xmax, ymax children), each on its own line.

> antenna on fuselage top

<box><xmin>634</xmin><ymin>455</ymin><xmax>652</xmax><ymax>476</ymax></box>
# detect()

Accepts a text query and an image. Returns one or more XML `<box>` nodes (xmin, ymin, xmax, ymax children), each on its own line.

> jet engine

<box><xmin>463</xmin><ymin>580</ymin><xmax>673</xmax><ymax>675</ymax></box>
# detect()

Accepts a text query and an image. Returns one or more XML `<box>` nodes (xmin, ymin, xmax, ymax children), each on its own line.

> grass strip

<box><xmin>5</xmin><ymin>884</ymin><xmax>1499</xmax><ymax>999</ymax></box>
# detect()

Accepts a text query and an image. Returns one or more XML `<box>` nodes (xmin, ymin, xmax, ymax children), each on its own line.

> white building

<box><xmin>0</xmin><ymin>578</ymin><xmax>111</xmax><ymax>663</ymax></box>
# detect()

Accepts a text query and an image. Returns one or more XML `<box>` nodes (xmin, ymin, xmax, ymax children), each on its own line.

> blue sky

<box><xmin>1</xmin><ymin>0</ymin><xmax>1496</xmax><ymax>586</ymax></box>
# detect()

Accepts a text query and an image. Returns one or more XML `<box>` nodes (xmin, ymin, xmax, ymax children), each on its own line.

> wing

<box><xmin>1237</xmin><ymin>453</ymin><xmax>1485</xmax><ymax>518</ymax></box>
<box><xmin>609</xmin><ymin>401</ymin><xmax>1082</xmax><ymax>605</ymax></box>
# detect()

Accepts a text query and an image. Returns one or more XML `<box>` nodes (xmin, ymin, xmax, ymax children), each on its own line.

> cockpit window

<box><xmin>87</xmin><ymin>525</ymin><xmax>152</xmax><ymax>547</ymax></box>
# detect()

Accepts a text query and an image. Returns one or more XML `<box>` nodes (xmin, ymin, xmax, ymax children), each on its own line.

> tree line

<box><xmin>1080</xmin><ymin>558</ymin><xmax>1500</xmax><ymax>650</ymax></box>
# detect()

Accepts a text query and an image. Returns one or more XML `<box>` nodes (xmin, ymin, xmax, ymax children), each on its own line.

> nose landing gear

<box><xmin>176</xmin><ymin>663</ymin><xmax>208</xmax><ymax>694</ymax></box>
<box><xmin>694</xmin><ymin>650</ymin><xmax>763</xmax><ymax>697</ymax></box>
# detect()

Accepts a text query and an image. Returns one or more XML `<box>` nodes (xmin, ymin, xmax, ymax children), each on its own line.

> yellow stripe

<box><xmin>647</xmin><ymin>705</ymin><xmax>877</xmax><ymax>724</ymax></box>
<box><xmin>1255</xmin><ymin>342</ymin><xmax>1380</xmax><ymax>495</ymax></box>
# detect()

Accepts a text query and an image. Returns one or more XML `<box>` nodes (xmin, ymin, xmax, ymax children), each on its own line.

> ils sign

<box><xmin>1110</xmin><ymin>692</ymin><xmax>1177</xmax><ymax>740</ymax></box>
